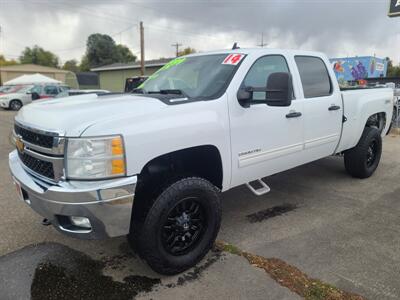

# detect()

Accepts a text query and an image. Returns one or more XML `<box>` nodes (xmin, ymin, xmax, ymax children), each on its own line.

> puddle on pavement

<box><xmin>31</xmin><ymin>246</ymin><xmax>160</xmax><ymax>300</ymax></box>
<box><xmin>246</xmin><ymin>203</ymin><xmax>297</xmax><ymax>223</ymax></box>
<box><xmin>29</xmin><ymin>242</ymin><xmax>223</xmax><ymax>299</ymax></box>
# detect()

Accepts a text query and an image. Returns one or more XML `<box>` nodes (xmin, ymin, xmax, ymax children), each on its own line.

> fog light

<box><xmin>70</xmin><ymin>216</ymin><xmax>91</xmax><ymax>229</ymax></box>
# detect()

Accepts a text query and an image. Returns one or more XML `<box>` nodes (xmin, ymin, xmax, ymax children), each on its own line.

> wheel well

<box><xmin>366</xmin><ymin>112</ymin><xmax>386</xmax><ymax>133</ymax></box>
<box><xmin>131</xmin><ymin>145</ymin><xmax>223</xmax><ymax>224</ymax></box>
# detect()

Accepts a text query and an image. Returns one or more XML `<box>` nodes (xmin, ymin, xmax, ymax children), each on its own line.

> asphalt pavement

<box><xmin>1</xmin><ymin>109</ymin><xmax>399</xmax><ymax>300</ymax></box>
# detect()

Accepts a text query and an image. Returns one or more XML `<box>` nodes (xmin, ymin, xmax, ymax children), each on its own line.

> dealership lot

<box><xmin>0</xmin><ymin>109</ymin><xmax>399</xmax><ymax>299</ymax></box>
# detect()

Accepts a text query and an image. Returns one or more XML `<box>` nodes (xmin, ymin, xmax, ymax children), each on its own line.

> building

<box><xmin>330</xmin><ymin>56</ymin><xmax>388</xmax><ymax>83</ymax></box>
<box><xmin>91</xmin><ymin>58</ymin><xmax>173</xmax><ymax>92</ymax></box>
<box><xmin>0</xmin><ymin>64</ymin><xmax>78</xmax><ymax>88</ymax></box>
<box><xmin>75</xmin><ymin>72</ymin><xmax>100</xmax><ymax>90</ymax></box>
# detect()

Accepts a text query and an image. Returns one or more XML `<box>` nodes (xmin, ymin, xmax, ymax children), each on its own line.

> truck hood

<box><xmin>15</xmin><ymin>93</ymin><xmax>167</xmax><ymax>136</ymax></box>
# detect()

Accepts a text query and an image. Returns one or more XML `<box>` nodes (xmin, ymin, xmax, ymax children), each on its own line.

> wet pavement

<box><xmin>1</xmin><ymin>109</ymin><xmax>400</xmax><ymax>299</ymax></box>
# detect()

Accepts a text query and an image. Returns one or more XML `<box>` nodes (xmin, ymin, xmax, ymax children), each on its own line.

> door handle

<box><xmin>328</xmin><ymin>105</ymin><xmax>341</xmax><ymax>111</ymax></box>
<box><xmin>285</xmin><ymin>111</ymin><xmax>302</xmax><ymax>118</ymax></box>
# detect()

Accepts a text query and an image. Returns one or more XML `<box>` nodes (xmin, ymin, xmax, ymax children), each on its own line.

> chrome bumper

<box><xmin>8</xmin><ymin>150</ymin><xmax>137</xmax><ymax>239</ymax></box>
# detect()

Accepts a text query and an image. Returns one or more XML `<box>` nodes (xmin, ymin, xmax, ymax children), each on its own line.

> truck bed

<box><xmin>335</xmin><ymin>88</ymin><xmax>394</xmax><ymax>153</ymax></box>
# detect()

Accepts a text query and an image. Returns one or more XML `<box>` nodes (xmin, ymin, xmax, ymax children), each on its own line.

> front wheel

<box><xmin>130</xmin><ymin>177</ymin><xmax>221</xmax><ymax>275</ymax></box>
<box><xmin>344</xmin><ymin>127</ymin><xmax>382</xmax><ymax>179</ymax></box>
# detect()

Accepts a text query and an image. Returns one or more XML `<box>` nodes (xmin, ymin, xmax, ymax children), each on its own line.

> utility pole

<box><xmin>257</xmin><ymin>32</ymin><xmax>268</xmax><ymax>48</ymax></box>
<box><xmin>140</xmin><ymin>21</ymin><xmax>145</xmax><ymax>76</ymax></box>
<box><xmin>171</xmin><ymin>42</ymin><xmax>182</xmax><ymax>57</ymax></box>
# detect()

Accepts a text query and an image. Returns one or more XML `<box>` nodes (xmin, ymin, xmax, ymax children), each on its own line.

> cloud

<box><xmin>0</xmin><ymin>0</ymin><xmax>399</xmax><ymax>64</ymax></box>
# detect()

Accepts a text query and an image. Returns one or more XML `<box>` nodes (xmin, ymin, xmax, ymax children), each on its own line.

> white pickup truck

<box><xmin>9</xmin><ymin>48</ymin><xmax>393</xmax><ymax>274</ymax></box>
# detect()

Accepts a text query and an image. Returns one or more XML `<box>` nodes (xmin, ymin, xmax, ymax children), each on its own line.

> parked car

<box><xmin>9</xmin><ymin>48</ymin><xmax>393</xmax><ymax>275</ymax></box>
<box><xmin>0</xmin><ymin>85</ymin><xmax>37</xmax><ymax>110</ymax></box>
<box><xmin>0</xmin><ymin>84</ymin><xmax>70</xmax><ymax>110</ymax></box>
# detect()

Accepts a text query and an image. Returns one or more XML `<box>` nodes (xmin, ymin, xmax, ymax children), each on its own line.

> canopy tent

<box><xmin>4</xmin><ymin>73</ymin><xmax>62</xmax><ymax>85</ymax></box>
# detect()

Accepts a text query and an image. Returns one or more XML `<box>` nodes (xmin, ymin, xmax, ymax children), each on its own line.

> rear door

<box><xmin>294</xmin><ymin>56</ymin><xmax>342</xmax><ymax>160</ymax></box>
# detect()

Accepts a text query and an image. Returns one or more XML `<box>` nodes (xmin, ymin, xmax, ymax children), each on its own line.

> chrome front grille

<box><xmin>14</xmin><ymin>122</ymin><xmax>65</xmax><ymax>182</ymax></box>
<box><xmin>18</xmin><ymin>151</ymin><xmax>55</xmax><ymax>179</ymax></box>
<box><xmin>14</xmin><ymin>124</ymin><xmax>54</xmax><ymax>148</ymax></box>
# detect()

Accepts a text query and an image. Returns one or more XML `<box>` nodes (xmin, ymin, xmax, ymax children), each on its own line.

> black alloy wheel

<box><xmin>366</xmin><ymin>140</ymin><xmax>378</xmax><ymax>168</ymax></box>
<box><xmin>162</xmin><ymin>197</ymin><xmax>206</xmax><ymax>256</ymax></box>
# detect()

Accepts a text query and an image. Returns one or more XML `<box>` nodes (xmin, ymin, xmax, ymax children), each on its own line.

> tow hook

<box><xmin>42</xmin><ymin>218</ymin><xmax>51</xmax><ymax>226</ymax></box>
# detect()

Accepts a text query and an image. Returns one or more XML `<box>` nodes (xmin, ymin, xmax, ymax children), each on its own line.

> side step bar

<box><xmin>246</xmin><ymin>179</ymin><xmax>271</xmax><ymax>196</ymax></box>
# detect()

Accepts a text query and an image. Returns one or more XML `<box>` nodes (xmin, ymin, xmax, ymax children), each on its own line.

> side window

<box><xmin>295</xmin><ymin>56</ymin><xmax>332</xmax><ymax>98</ymax></box>
<box><xmin>30</xmin><ymin>85</ymin><xmax>42</xmax><ymax>94</ymax></box>
<box><xmin>44</xmin><ymin>85</ymin><xmax>59</xmax><ymax>95</ymax></box>
<box><xmin>243</xmin><ymin>55</ymin><xmax>291</xmax><ymax>101</ymax></box>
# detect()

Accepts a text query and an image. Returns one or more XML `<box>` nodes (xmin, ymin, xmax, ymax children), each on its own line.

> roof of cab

<box><xmin>185</xmin><ymin>48</ymin><xmax>326</xmax><ymax>58</ymax></box>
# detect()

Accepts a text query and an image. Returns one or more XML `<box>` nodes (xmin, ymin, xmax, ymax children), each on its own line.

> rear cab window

<box><xmin>294</xmin><ymin>56</ymin><xmax>333</xmax><ymax>98</ymax></box>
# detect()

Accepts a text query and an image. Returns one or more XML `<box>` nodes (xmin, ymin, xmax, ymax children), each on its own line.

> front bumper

<box><xmin>9</xmin><ymin>150</ymin><xmax>137</xmax><ymax>239</ymax></box>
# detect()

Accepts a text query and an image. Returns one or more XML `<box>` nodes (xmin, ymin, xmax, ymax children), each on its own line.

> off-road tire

<box><xmin>129</xmin><ymin>177</ymin><xmax>221</xmax><ymax>275</ymax></box>
<box><xmin>344</xmin><ymin>127</ymin><xmax>382</xmax><ymax>179</ymax></box>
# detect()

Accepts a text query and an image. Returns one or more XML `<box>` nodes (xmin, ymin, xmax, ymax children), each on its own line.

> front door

<box><xmin>228</xmin><ymin>54</ymin><xmax>305</xmax><ymax>187</ymax></box>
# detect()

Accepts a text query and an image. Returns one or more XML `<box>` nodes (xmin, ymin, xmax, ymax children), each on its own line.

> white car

<box><xmin>0</xmin><ymin>85</ymin><xmax>35</xmax><ymax>110</ymax></box>
<box><xmin>9</xmin><ymin>48</ymin><xmax>393</xmax><ymax>275</ymax></box>
<box><xmin>0</xmin><ymin>84</ymin><xmax>70</xmax><ymax>110</ymax></box>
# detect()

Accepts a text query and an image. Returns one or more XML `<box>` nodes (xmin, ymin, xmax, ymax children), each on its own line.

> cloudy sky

<box><xmin>0</xmin><ymin>0</ymin><xmax>399</xmax><ymax>65</ymax></box>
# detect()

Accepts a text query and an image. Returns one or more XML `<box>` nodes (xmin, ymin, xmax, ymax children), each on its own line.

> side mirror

<box><xmin>265</xmin><ymin>72</ymin><xmax>293</xmax><ymax>107</ymax></box>
<box><xmin>237</xmin><ymin>88</ymin><xmax>252</xmax><ymax>108</ymax></box>
<box><xmin>237</xmin><ymin>72</ymin><xmax>293</xmax><ymax>108</ymax></box>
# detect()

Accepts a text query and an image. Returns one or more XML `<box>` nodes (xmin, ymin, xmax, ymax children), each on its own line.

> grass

<box><xmin>215</xmin><ymin>241</ymin><xmax>365</xmax><ymax>300</ymax></box>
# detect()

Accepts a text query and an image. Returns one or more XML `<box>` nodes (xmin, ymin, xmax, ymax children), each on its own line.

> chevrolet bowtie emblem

<box><xmin>16</xmin><ymin>136</ymin><xmax>25</xmax><ymax>153</ymax></box>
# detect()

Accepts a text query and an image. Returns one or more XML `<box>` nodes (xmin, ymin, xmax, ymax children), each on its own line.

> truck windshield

<box><xmin>138</xmin><ymin>54</ymin><xmax>244</xmax><ymax>99</ymax></box>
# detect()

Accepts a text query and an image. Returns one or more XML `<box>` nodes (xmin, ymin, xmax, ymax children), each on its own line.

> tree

<box><xmin>386</xmin><ymin>58</ymin><xmax>400</xmax><ymax>77</ymax></box>
<box><xmin>62</xmin><ymin>59</ymin><xmax>79</xmax><ymax>73</ymax></box>
<box><xmin>0</xmin><ymin>55</ymin><xmax>18</xmax><ymax>67</ymax></box>
<box><xmin>178</xmin><ymin>47</ymin><xmax>196</xmax><ymax>57</ymax></box>
<box><xmin>115</xmin><ymin>44</ymin><xmax>136</xmax><ymax>63</ymax></box>
<box><xmin>84</xmin><ymin>33</ymin><xmax>136</xmax><ymax>69</ymax></box>
<box><xmin>79</xmin><ymin>55</ymin><xmax>90</xmax><ymax>72</ymax></box>
<box><xmin>19</xmin><ymin>45</ymin><xmax>59</xmax><ymax>67</ymax></box>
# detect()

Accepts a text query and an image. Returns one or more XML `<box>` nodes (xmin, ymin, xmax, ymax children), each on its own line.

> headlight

<box><xmin>66</xmin><ymin>135</ymin><xmax>126</xmax><ymax>179</ymax></box>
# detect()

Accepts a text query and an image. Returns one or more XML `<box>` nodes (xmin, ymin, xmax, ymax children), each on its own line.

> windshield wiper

<box><xmin>148</xmin><ymin>89</ymin><xmax>189</xmax><ymax>98</ymax></box>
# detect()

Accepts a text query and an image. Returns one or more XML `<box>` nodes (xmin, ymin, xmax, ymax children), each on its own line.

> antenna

<box><xmin>232</xmin><ymin>42</ymin><xmax>240</xmax><ymax>50</ymax></box>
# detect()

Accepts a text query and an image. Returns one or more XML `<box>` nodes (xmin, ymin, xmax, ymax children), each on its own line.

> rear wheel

<box><xmin>129</xmin><ymin>177</ymin><xmax>221</xmax><ymax>275</ymax></box>
<box><xmin>344</xmin><ymin>127</ymin><xmax>382</xmax><ymax>179</ymax></box>
<box><xmin>9</xmin><ymin>100</ymin><xmax>22</xmax><ymax>111</ymax></box>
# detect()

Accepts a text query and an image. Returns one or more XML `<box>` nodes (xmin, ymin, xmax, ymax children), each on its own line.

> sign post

<box><xmin>388</xmin><ymin>0</ymin><xmax>400</xmax><ymax>17</ymax></box>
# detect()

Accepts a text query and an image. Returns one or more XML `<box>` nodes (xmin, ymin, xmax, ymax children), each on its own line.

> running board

<box><xmin>246</xmin><ymin>179</ymin><xmax>271</xmax><ymax>196</ymax></box>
